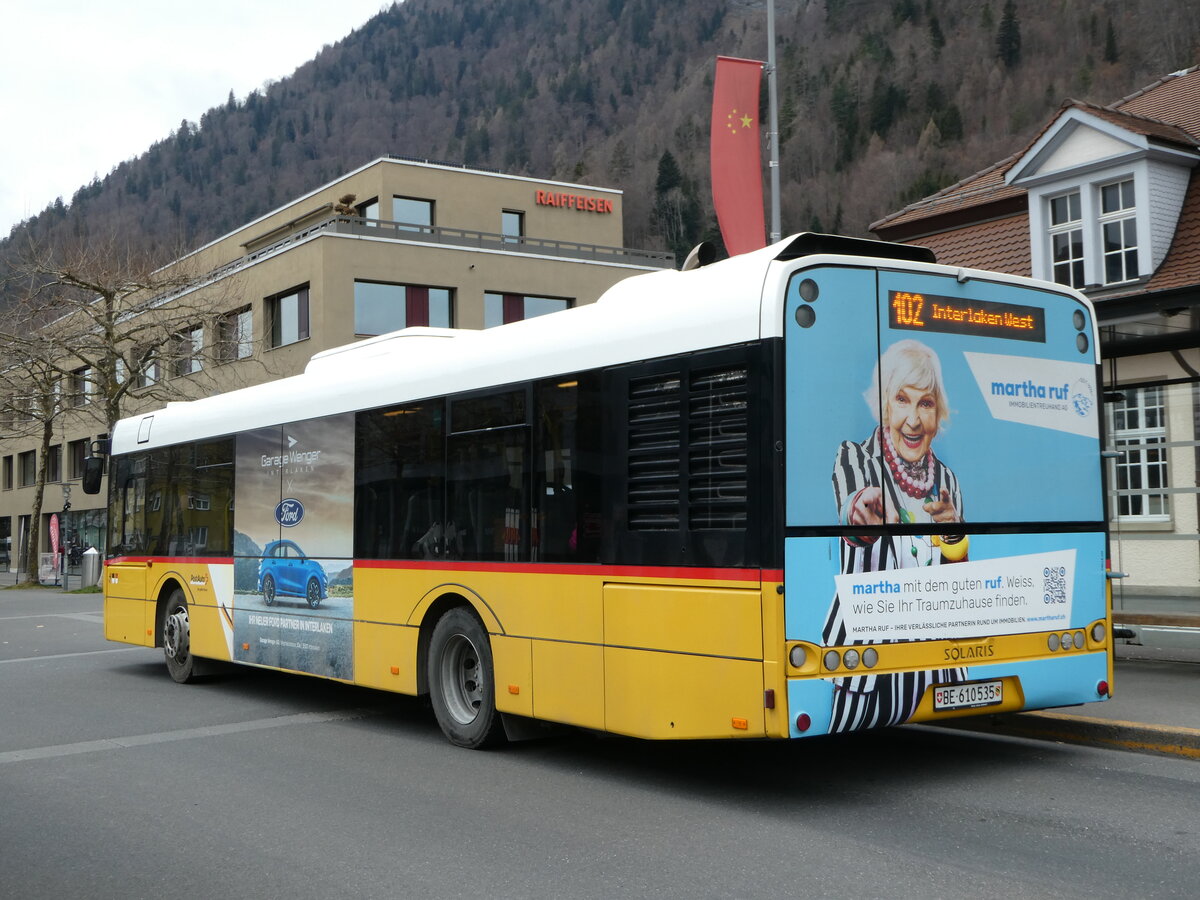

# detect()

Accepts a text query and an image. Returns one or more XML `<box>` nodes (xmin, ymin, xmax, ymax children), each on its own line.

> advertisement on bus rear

<box><xmin>229</xmin><ymin>414</ymin><xmax>355</xmax><ymax>679</ymax></box>
<box><xmin>783</xmin><ymin>266</ymin><xmax>1106</xmax><ymax>733</ymax></box>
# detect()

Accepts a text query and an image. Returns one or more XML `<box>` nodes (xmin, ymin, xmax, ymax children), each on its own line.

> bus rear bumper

<box><xmin>785</xmin><ymin>651</ymin><xmax>1111</xmax><ymax>738</ymax></box>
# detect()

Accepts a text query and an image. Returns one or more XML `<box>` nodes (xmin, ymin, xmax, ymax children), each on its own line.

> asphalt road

<box><xmin>2</xmin><ymin>590</ymin><xmax>1197</xmax><ymax>899</ymax></box>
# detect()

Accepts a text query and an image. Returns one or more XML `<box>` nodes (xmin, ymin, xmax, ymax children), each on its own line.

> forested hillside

<box><xmin>5</xmin><ymin>0</ymin><xmax>1198</xmax><ymax>265</ymax></box>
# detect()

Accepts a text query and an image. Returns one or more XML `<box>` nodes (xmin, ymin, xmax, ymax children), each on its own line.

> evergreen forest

<box><xmin>5</xmin><ymin>0</ymin><xmax>1198</xmax><ymax>266</ymax></box>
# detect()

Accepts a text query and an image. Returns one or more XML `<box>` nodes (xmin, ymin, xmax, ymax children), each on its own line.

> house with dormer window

<box><xmin>873</xmin><ymin>66</ymin><xmax>1200</xmax><ymax>631</ymax></box>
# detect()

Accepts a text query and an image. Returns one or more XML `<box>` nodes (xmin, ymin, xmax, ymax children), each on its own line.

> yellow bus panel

<box><xmin>602</xmin><ymin>583</ymin><xmax>763</xmax><ymax>658</ymax></box>
<box><xmin>491</xmin><ymin>635</ymin><xmax>534</xmax><ymax>718</ymax></box>
<box><xmin>353</xmin><ymin>621</ymin><xmax>419</xmax><ymax>693</ymax></box>
<box><xmin>532</xmin><ymin>640</ymin><xmax>605</xmax><ymax>729</ymax></box>
<box><xmin>604</xmin><ymin>647</ymin><xmax>765</xmax><ymax>739</ymax></box>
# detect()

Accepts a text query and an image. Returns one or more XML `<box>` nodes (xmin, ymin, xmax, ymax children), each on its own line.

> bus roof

<box><xmin>111</xmin><ymin>234</ymin><xmax>1092</xmax><ymax>454</ymax></box>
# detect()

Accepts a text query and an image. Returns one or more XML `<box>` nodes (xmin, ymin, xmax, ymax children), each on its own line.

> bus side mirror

<box><xmin>81</xmin><ymin>457</ymin><xmax>105</xmax><ymax>495</ymax></box>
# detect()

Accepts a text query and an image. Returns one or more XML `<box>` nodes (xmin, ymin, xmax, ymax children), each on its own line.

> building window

<box><xmin>46</xmin><ymin>445</ymin><xmax>62</xmax><ymax>483</ymax></box>
<box><xmin>172</xmin><ymin>325</ymin><xmax>204</xmax><ymax>377</ymax></box>
<box><xmin>1048</xmin><ymin>191</ymin><xmax>1084</xmax><ymax>289</ymax></box>
<box><xmin>356</xmin><ymin>197</ymin><xmax>379</xmax><ymax>224</ymax></box>
<box><xmin>393</xmin><ymin>196</ymin><xmax>433</xmax><ymax>232</ymax></box>
<box><xmin>1100</xmin><ymin>179</ymin><xmax>1138</xmax><ymax>285</ymax></box>
<box><xmin>1108</xmin><ymin>386</ymin><xmax>1169</xmax><ymax>520</ymax></box>
<box><xmin>483</xmin><ymin>293</ymin><xmax>571</xmax><ymax>328</ymax></box>
<box><xmin>15</xmin><ymin>395</ymin><xmax>34</xmax><ymax>423</ymax></box>
<box><xmin>501</xmin><ymin>210</ymin><xmax>525</xmax><ymax>244</ymax></box>
<box><xmin>2</xmin><ymin>456</ymin><xmax>12</xmax><ymax>491</ymax></box>
<box><xmin>68</xmin><ymin>439</ymin><xmax>87</xmax><ymax>481</ymax></box>
<box><xmin>217</xmin><ymin>307</ymin><xmax>253</xmax><ymax>362</ymax></box>
<box><xmin>267</xmin><ymin>286</ymin><xmax>310</xmax><ymax>348</ymax></box>
<box><xmin>70</xmin><ymin>367</ymin><xmax>92</xmax><ymax>407</ymax></box>
<box><xmin>354</xmin><ymin>282</ymin><xmax>453</xmax><ymax>335</ymax></box>
<box><xmin>18</xmin><ymin>451</ymin><xmax>36</xmax><ymax>487</ymax></box>
<box><xmin>138</xmin><ymin>352</ymin><xmax>160</xmax><ymax>388</ymax></box>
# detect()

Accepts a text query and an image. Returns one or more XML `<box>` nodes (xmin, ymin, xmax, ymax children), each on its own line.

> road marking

<box><xmin>55</xmin><ymin>613</ymin><xmax>106</xmax><ymax>624</ymax></box>
<box><xmin>0</xmin><ymin>612</ymin><xmax>102</xmax><ymax>622</ymax></box>
<box><xmin>0</xmin><ymin>709</ymin><xmax>376</xmax><ymax>765</ymax></box>
<box><xmin>0</xmin><ymin>647</ymin><xmax>153</xmax><ymax>664</ymax></box>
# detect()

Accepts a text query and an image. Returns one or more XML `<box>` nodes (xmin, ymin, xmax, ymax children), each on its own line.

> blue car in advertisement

<box><xmin>258</xmin><ymin>539</ymin><xmax>328</xmax><ymax>608</ymax></box>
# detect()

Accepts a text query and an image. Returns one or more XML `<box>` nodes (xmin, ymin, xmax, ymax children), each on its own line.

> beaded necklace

<box><xmin>882</xmin><ymin>427</ymin><xmax>935</xmax><ymax>499</ymax></box>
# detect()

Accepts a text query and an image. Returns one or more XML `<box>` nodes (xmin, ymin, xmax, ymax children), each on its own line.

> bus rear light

<box><xmin>823</xmin><ymin>650</ymin><xmax>841</xmax><ymax>671</ymax></box>
<box><xmin>1048</xmin><ymin>634</ymin><xmax>1060</xmax><ymax>651</ymax></box>
<box><xmin>788</xmin><ymin>645</ymin><xmax>807</xmax><ymax>668</ymax></box>
<box><xmin>862</xmin><ymin>647</ymin><xmax>878</xmax><ymax>668</ymax></box>
<box><xmin>795</xmin><ymin>713</ymin><xmax>812</xmax><ymax>732</ymax></box>
<box><xmin>1073</xmin><ymin>631</ymin><xmax>1086</xmax><ymax>650</ymax></box>
<box><xmin>1091</xmin><ymin>622</ymin><xmax>1106</xmax><ymax>642</ymax></box>
<box><xmin>1098</xmin><ymin>680</ymin><xmax>1109</xmax><ymax>696</ymax></box>
<box><xmin>1061</xmin><ymin>632</ymin><xmax>1072</xmax><ymax>650</ymax></box>
<box><xmin>842</xmin><ymin>649</ymin><xmax>860</xmax><ymax>670</ymax></box>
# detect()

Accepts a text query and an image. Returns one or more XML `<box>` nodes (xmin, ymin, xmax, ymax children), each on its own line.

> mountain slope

<box><xmin>5</xmin><ymin>0</ymin><xmax>1197</xmax><ymax>265</ymax></box>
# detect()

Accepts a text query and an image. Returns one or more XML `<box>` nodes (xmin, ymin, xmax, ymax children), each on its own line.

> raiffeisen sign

<box><xmin>534</xmin><ymin>189</ymin><xmax>614</xmax><ymax>213</ymax></box>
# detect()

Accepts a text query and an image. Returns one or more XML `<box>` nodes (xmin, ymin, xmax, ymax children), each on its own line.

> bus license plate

<box><xmin>933</xmin><ymin>680</ymin><xmax>1003</xmax><ymax>712</ymax></box>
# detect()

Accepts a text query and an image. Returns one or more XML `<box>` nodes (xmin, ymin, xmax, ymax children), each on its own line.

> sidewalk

<box><xmin>4</xmin><ymin>573</ymin><xmax>1196</xmax><ymax>757</ymax></box>
<box><xmin>0</xmin><ymin>570</ymin><xmax>95</xmax><ymax>591</ymax></box>
<box><xmin>941</xmin><ymin>648</ymin><xmax>1200</xmax><ymax>760</ymax></box>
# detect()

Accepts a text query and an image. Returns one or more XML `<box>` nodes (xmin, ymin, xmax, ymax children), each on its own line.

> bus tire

<box><xmin>428</xmin><ymin>607</ymin><xmax>504</xmax><ymax>749</ymax></box>
<box><xmin>306</xmin><ymin>578</ymin><xmax>321</xmax><ymax>609</ymax></box>
<box><xmin>262</xmin><ymin>575</ymin><xmax>276</xmax><ymax>606</ymax></box>
<box><xmin>162</xmin><ymin>589</ymin><xmax>196</xmax><ymax>684</ymax></box>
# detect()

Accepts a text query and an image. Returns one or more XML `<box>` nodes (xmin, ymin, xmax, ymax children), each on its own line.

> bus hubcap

<box><xmin>164</xmin><ymin>608</ymin><xmax>190</xmax><ymax>661</ymax></box>
<box><xmin>440</xmin><ymin>634</ymin><xmax>482</xmax><ymax>725</ymax></box>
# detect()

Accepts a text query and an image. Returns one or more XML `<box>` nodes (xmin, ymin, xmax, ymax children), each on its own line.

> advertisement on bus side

<box><xmin>228</xmin><ymin>414</ymin><xmax>355</xmax><ymax>679</ymax></box>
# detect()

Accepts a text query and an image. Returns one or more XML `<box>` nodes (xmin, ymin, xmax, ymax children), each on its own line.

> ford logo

<box><xmin>275</xmin><ymin>498</ymin><xmax>305</xmax><ymax>528</ymax></box>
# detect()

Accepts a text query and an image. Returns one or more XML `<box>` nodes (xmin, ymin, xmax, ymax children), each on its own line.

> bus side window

<box><xmin>535</xmin><ymin>373</ymin><xmax>602</xmax><ymax>563</ymax></box>
<box><xmin>108</xmin><ymin>454</ymin><xmax>148</xmax><ymax>557</ymax></box>
<box><xmin>354</xmin><ymin>401</ymin><xmax>445</xmax><ymax>560</ymax></box>
<box><xmin>447</xmin><ymin>390</ymin><xmax>529</xmax><ymax>563</ymax></box>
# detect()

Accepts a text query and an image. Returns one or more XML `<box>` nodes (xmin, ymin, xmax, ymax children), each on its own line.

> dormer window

<box><xmin>1034</xmin><ymin>172</ymin><xmax>1147</xmax><ymax>290</ymax></box>
<box><xmin>1005</xmin><ymin>104</ymin><xmax>1197</xmax><ymax>294</ymax></box>
<box><xmin>1099</xmin><ymin>179</ymin><xmax>1139</xmax><ymax>284</ymax></box>
<box><xmin>1049</xmin><ymin>191</ymin><xmax>1084</xmax><ymax>288</ymax></box>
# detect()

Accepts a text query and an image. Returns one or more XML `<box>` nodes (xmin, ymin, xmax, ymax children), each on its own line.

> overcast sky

<box><xmin>1</xmin><ymin>0</ymin><xmax>391</xmax><ymax>237</ymax></box>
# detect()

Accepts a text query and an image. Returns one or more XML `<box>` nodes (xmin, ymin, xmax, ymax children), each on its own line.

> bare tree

<box><xmin>0</xmin><ymin>232</ymin><xmax>271</xmax><ymax>580</ymax></box>
<box><xmin>3</xmin><ymin>232</ymin><xmax>261</xmax><ymax>437</ymax></box>
<box><xmin>0</xmin><ymin>344</ymin><xmax>71</xmax><ymax>582</ymax></box>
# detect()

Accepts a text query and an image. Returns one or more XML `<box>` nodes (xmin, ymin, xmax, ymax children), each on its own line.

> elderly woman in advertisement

<box><xmin>824</xmin><ymin>338</ymin><xmax>967</xmax><ymax>733</ymax></box>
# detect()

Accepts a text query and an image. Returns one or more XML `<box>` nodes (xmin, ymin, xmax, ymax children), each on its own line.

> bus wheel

<box><xmin>428</xmin><ymin>608</ymin><xmax>504</xmax><ymax>749</ymax></box>
<box><xmin>262</xmin><ymin>575</ymin><xmax>276</xmax><ymax>606</ymax></box>
<box><xmin>306</xmin><ymin>578</ymin><xmax>321</xmax><ymax>609</ymax></box>
<box><xmin>163</xmin><ymin>589</ymin><xmax>196</xmax><ymax>684</ymax></box>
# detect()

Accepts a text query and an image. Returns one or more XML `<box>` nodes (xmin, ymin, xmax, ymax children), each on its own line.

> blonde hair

<box><xmin>864</xmin><ymin>339</ymin><xmax>950</xmax><ymax>428</ymax></box>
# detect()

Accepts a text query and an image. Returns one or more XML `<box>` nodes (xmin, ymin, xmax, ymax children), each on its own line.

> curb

<box><xmin>938</xmin><ymin>710</ymin><xmax>1200</xmax><ymax>760</ymax></box>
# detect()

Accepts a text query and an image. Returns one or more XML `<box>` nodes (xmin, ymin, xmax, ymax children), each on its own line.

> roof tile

<box><xmin>915</xmin><ymin>214</ymin><xmax>1031</xmax><ymax>276</ymax></box>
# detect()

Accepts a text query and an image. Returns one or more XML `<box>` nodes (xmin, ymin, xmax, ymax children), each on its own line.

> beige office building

<box><xmin>0</xmin><ymin>157</ymin><xmax>672</xmax><ymax>576</ymax></box>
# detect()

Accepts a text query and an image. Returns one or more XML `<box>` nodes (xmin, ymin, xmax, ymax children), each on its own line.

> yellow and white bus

<box><xmin>93</xmin><ymin>233</ymin><xmax>1112</xmax><ymax>747</ymax></box>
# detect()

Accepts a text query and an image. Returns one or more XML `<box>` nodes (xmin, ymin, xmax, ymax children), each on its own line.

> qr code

<box><xmin>1043</xmin><ymin>566</ymin><xmax>1067</xmax><ymax>604</ymax></box>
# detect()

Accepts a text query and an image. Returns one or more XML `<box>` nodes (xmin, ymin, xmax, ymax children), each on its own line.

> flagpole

<box><xmin>766</xmin><ymin>0</ymin><xmax>781</xmax><ymax>243</ymax></box>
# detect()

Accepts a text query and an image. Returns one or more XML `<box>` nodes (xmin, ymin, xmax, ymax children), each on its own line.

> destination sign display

<box><xmin>888</xmin><ymin>291</ymin><xmax>1046</xmax><ymax>343</ymax></box>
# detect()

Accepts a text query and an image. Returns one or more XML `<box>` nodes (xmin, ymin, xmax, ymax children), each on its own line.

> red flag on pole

<box><xmin>711</xmin><ymin>56</ymin><xmax>766</xmax><ymax>256</ymax></box>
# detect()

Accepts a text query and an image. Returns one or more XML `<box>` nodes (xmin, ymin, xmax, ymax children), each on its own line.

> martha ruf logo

<box><xmin>275</xmin><ymin>498</ymin><xmax>305</xmax><ymax>527</ymax></box>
